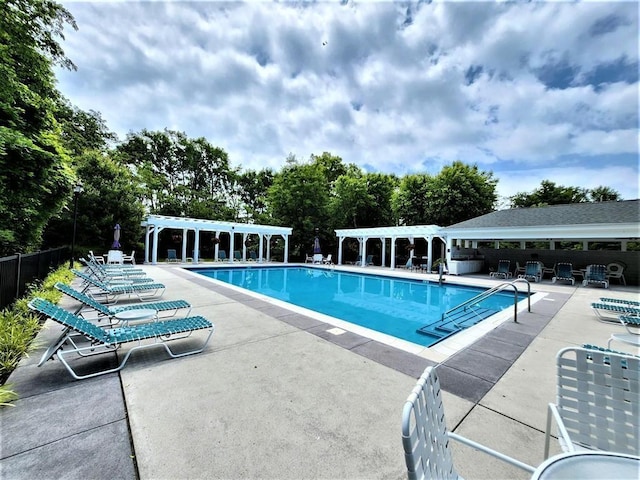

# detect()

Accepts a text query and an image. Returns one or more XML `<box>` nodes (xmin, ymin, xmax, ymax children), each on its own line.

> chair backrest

<box><xmin>607</xmin><ymin>262</ymin><xmax>625</xmax><ymax>278</ymax></box>
<box><xmin>402</xmin><ymin>367</ymin><xmax>457</xmax><ymax>480</ymax></box>
<box><xmin>555</xmin><ymin>347</ymin><xmax>639</xmax><ymax>454</ymax></box>
<box><xmin>28</xmin><ymin>298</ymin><xmax>107</xmax><ymax>342</ymax></box>
<box><xmin>525</xmin><ymin>261</ymin><xmax>541</xmax><ymax>275</ymax></box>
<box><xmin>54</xmin><ymin>282</ymin><xmax>110</xmax><ymax>315</ymax></box>
<box><xmin>107</xmin><ymin>250</ymin><xmax>123</xmax><ymax>264</ymax></box>
<box><xmin>218</xmin><ymin>250</ymin><xmax>227</xmax><ymax>260</ymax></box>
<box><xmin>365</xmin><ymin>254</ymin><xmax>373</xmax><ymax>264</ymax></box>
<box><xmin>167</xmin><ymin>249</ymin><xmax>177</xmax><ymax>260</ymax></box>
<box><xmin>497</xmin><ymin>260</ymin><xmax>510</xmax><ymax>273</ymax></box>
<box><xmin>325</xmin><ymin>254</ymin><xmax>332</xmax><ymax>262</ymax></box>
<box><xmin>556</xmin><ymin>262</ymin><xmax>573</xmax><ymax>277</ymax></box>
<box><xmin>234</xmin><ymin>250</ymin><xmax>242</xmax><ymax>260</ymax></box>
<box><xmin>586</xmin><ymin>264</ymin><xmax>607</xmax><ymax>282</ymax></box>
<box><xmin>250</xmin><ymin>251</ymin><xmax>258</xmax><ymax>260</ymax></box>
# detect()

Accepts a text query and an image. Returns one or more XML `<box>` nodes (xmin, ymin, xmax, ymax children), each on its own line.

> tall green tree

<box><xmin>267</xmin><ymin>155</ymin><xmax>331</xmax><ymax>258</ymax></box>
<box><xmin>588</xmin><ymin>186</ymin><xmax>621</xmax><ymax>202</ymax></box>
<box><xmin>392</xmin><ymin>173</ymin><xmax>433</xmax><ymax>225</ymax></box>
<box><xmin>0</xmin><ymin>0</ymin><xmax>78</xmax><ymax>254</ymax></box>
<box><xmin>42</xmin><ymin>151</ymin><xmax>145</xmax><ymax>252</ymax></box>
<box><xmin>236</xmin><ymin>168</ymin><xmax>274</xmax><ymax>223</ymax></box>
<box><xmin>116</xmin><ymin>129</ymin><xmax>238</xmax><ymax>220</ymax></box>
<box><xmin>510</xmin><ymin>180</ymin><xmax>590</xmax><ymax>208</ymax></box>
<box><xmin>425</xmin><ymin>162</ymin><xmax>497</xmax><ymax>225</ymax></box>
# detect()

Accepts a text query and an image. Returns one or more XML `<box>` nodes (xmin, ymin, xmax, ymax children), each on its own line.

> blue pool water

<box><xmin>191</xmin><ymin>266</ymin><xmax>515</xmax><ymax>347</ymax></box>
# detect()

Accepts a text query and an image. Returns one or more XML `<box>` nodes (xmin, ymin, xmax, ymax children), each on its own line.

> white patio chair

<box><xmin>122</xmin><ymin>250</ymin><xmax>135</xmax><ymax>264</ymax></box>
<box><xmin>544</xmin><ymin>346</ymin><xmax>640</xmax><ymax>459</ymax></box>
<box><xmin>402</xmin><ymin>366</ymin><xmax>535</xmax><ymax>480</ymax></box>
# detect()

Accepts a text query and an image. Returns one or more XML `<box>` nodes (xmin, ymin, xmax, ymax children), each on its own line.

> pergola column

<box><xmin>338</xmin><ymin>237</ymin><xmax>344</xmax><ymax>265</ymax></box>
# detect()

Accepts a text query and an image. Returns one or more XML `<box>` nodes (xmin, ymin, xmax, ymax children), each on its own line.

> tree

<box><xmin>588</xmin><ymin>186</ymin><xmax>621</xmax><ymax>202</ymax></box>
<box><xmin>392</xmin><ymin>174</ymin><xmax>433</xmax><ymax>225</ymax></box>
<box><xmin>267</xmin><ymin>156</ymin><xmax>331</xmax><ymax>258</ymax></box>
<box><xmin>0</xmin><ymin>0</ymin><xmax>78</xmax><ymax>254</ymax></box>
<box><xmin>42</xmin><ymin>151</ymin><xmax>145</xmax><ymax>252</ymax></box>
<box><xmin>510</xmin><ymin>180</ymin><xmax>588</xmax><ymax>208</ymax></box>
<box><xmin>236</xmin><ymin>168</ymin><xmax>274</xmax><ymax>223</ymax></box>
<box><xmin>116</xmin><ymin>129</ymin><xmax>238</xmax><ymax>220</ymax></box>
<box><xmin>57</xmin><ymin>101</ymin><xmax>117</xmax><ymax>156</ymax></box>
<box><xmin>424</xmin><ymin>162</ymin><xmax>497</xmax><ymax>226</ymax></box>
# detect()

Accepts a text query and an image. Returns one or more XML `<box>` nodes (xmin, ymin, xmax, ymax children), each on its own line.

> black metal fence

<box><xmin>0</xmin><ymin>247</ymin><xmax>68</xmax><ymax>309</ymax></box>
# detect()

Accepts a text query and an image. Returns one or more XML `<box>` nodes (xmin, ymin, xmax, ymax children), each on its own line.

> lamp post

<box><xmin>69</xmin><ymin>182</ymin><xmax>84</xmax><ymax>268</ymax></box>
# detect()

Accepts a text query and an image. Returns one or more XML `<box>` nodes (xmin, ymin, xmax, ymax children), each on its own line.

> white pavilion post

<box><xmin>151</xmin><ymin>227</ymin><xmax>159</xmax><ymax>264</ymax></box>
<box><xmin>390</xmin><ymin>236</ymin><xmax>397</xmax><ymax>269</ymax></box>
<box><xmin>229</xmin><ymin>228</ymin><xmax>235</xmax><ymax>262</ymax></box>
<box><xmin>144</xmin><ymin>225</ymin><xmax>151</xmax><ymax>264</ymax></box>
<box><xmin>380</xmin><ymin>236</ymin><xmax>386</xmax><ymax>268</ymax></box>
<box><xmin>193</xmin><ymin>229</ymin><xmax>200</xmax><ymax>263</ymax></box>
<box><xmin>259</xmin><ymin>234</ymin><xmax>265</xmax><ymax>262</ymax></box>
<box><xmin>337</xmin><ymin>236</ymin><xmax>343</xmax><ymax>265</ymax></box>
<box><xmin>283</xmin><ymin>235</ymin><xmax>289</xmax><ymax>263</ymax></box>
<box><xmin>181</xmin><ymin>228</ymin><xmax>188</xmax><ymax>261</ymax></box>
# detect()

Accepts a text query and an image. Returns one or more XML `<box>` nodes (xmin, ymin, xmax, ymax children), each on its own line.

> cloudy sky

<box><xmin>55</xmin><ymin>1</ymin><xmax>639</xmax><ymax>203</ymax></box>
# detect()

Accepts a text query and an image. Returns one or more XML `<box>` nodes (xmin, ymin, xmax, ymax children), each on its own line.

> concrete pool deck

<box><xmin>1</xmin><ymin>263</ymin><xmax>638</xmax><ymax>479</ymax></box>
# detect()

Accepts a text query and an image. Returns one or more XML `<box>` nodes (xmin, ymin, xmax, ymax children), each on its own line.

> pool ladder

<box><xmin>416</xmin><ymin>279</ymin><xmax>532</xmax><ymax>337</ymax></box>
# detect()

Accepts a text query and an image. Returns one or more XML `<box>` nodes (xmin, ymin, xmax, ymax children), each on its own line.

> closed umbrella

<box><xmin>112</xmin><ymin>224</ymin><xmax>121</xmax><ymax>249</ymax></box>
<box><xmin>313</xmin><ymin>236</ymin><xmax>321</xmax><ymax>254</ymax></box>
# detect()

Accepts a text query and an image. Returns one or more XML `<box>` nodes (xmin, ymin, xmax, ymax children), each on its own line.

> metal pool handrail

<box><xmin>441</xmin><ymin>278</ymin><xmax>532</xmax><ymax>324</ymax></box>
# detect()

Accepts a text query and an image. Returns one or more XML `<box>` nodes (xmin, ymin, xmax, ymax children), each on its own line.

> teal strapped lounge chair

<box><xmin>600</xmin><ymin>297</ymin><xmax>640</xmax><ymax>307</ymax></box>
<box><xmin>234</xmin><ymin>250</ymin><xmax>242</xmax><ymax>261</ymax></box>
<box><xmin>217</xmin><ymin>250</ymin><xmax>227</xmax><ymax>261</ymax></box>
<box><xmin>518</xmin><ymin>261</ymin><xmax>542</xmax><ymax>282</ymax></box>
<box><xmin>490</xmin><ymin>260</ymin><xmax>512</xmax><ymax>279</ymax></box>
<box><xmin>72</xmin><ymin>269</ymin><xmax>165</xmax><ymax>303</ymax></box>
<box><xmin>81</xmin><ymin>259</ymin><xmax>153</xmax><ymax>284</ymax></box>
<box><xmin>28</xmin><ymin>298</ymin><xmax>214</xmax><ymax>380</ymax></box>
<box><xmin>55</xmin><ymin>282</ymin><xmax>191</xmax><ymax>322</ymax></box>
<box><xmin>582</xmin><ymin>264</ymin><xmax>609</xmax><ymax>289</ymax></box>
<box><xmin>551</xmin><ymin>262</ymin><xmax>575</xmax><ymax>285</ymax></box>
<box><xmin>365</xmin><ymin>254</ymin><xmax>374</xmax><ymax>266</ymax></box>
<box><xmin>590</xmin><ymin>302</ymin><xmax>640</xmax><ymax>323</ymax></box>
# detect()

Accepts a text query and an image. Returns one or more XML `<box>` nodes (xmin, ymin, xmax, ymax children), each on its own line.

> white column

<box><xmin>337</xmin><ymin>237</ymin><xmax>343</xmax><ymax>265</ymax></box>
<box><xmin>360</xmin><ymin>238</ymin><xmax>366</xmax><ymax>266</ymax></box>
<box><xmin>214</xmin><ymin>231</ymin><xmax>220</xmax><ymax>260</ymax></box>
<box><xmin>229</xmin><ymin>229</ymin><xmax>235</xmax><ymax>262</ymax></box>
<box><xmin>152</xmin><ymin>227</ymin><xmax>159</xmax><ymax>264</ymax></box>
<box><xmin>427</xmin><ymin>235</ymin><xmax>433</xmax><ymax>272</ymax></box>
<box><xmin>193</xmin><ymin>229</ymin><xmax>200</xmax><ymax>263</ymax></box>
<box><xmin>283</xmin><ymin>235</ymin><xmax>289</xmax><ymax>263</ymax></box>
<box><xmin>144</xmin><ymin>225</ymin><xmax>151</xmax><ymax>264</ymax></box>
<box><xmin>242</xmin><ymin>233</ymin><xmax>248</xmax><ymax>261</ymax></box>
<box><xmin>390</xmin><ymin>237</ymin><xmax>397</xmax><ymax>269</ymax></box>
<box><xmin>181</xmin><ymin>228</ymin><xmax>188</xmax><ymax>261</ymax></box>
<box><xmin>259</xmin><ymin>235</ymin><xmax>265</xmax><ymax>262</ymax></box>
<box><xmin>381</xmin><ymin>237</ymin><xmax>386</xmax><ymax>268</ymax></box>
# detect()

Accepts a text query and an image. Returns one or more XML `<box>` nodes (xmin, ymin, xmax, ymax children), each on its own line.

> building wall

<box><xmin>476</xmin><ymin>248</ymin><xmax>639</xmax><ymax>286</ymax></box>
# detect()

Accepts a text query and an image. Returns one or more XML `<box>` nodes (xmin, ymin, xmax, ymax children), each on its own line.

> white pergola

<box><xmin>141</xmin><ymin>215</ymin><xmax>292</xmax><ymax>265</ymax></box>
<box><xmin>334</xmin><ymin>225</ymin><xmax>445</xmax><ymax>270</ymax></box>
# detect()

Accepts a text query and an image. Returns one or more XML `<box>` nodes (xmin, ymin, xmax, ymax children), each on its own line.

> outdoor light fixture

<box><xmin>69</xmin><ymin>182</ymin><xmax>84</xmax><ymax>268</ymax></box>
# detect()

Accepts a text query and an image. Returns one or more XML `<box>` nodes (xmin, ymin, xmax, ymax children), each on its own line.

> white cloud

<box><xmin>56</xmin><ymin>0</ymin><xmax>639</xmax><ymax>201</ymax></box>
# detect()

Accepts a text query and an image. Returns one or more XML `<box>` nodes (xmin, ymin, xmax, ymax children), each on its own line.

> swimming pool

<box><xmin>191</xmin><ymin>266</ymin><xmax>516</xmax><ymax>347</ymax></box>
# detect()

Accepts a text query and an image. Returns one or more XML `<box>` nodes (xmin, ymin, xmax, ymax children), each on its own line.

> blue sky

<box><xmin>55</xmin><ymin>1</ymin><xmax>639</xmax><ymax>204</ymax></box>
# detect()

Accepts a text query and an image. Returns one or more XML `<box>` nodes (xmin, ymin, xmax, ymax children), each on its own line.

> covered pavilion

<box><xmin>141</xmin><ymin>215</ymin><xmax>292</xmax><ymax>265</ymax></box>
<box><xmin>334</xmin><ymin>225</ymin><xmax>445</xmax><ymax>270</ymax></box>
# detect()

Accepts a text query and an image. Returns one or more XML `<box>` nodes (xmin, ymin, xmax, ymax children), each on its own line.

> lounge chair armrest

<box><xmin>544</xmin><ymin>403</ymin><xmax>574</xmax><ymax>459</ymax></box>
<box><xmin>449</xmin><ymin>432</ymin><xmax>535</xmax><ymax>473</ymax></box>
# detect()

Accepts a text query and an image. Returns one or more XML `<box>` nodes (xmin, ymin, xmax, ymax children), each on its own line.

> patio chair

<box><xmin>544</xmin><ymin>346</ymin><xmax>639</xmax><ymax>459</ymax></box>
<box><xmin>402</xmin><ymin>366</ymin><xmax>535</xmax><ymax>479</ymax></box>
<box><xmin>513</xmin><ymin>261</ymin><xmax>525</xmax><ymax>277</ymax></box>
<box><xmin>591</xmin><ymin>302</ymin><xmax>640</xmax><ymax>323</ymax></box>
<box><xmin>365</xmin><ymin>254</ymin><xmax>374</xmax><ymax>266</ymax></box>
<box><xmin>166</xmin><ymin>249</ymin><xmax>179</xmax><ymax>263</ymax></box>
<box><xmin>582</xmin><ymin>264</ymin><xmax>609</xmax><ymax>289</ymax></box>
<box><xmin>322</xmin><ymin>254</ymin><xmax>333</xmax><ymax>265</ymax></box>
<box><xmin>490</xmin><ymin>260</ymin><xmax>512</xmax><ymax>279</ymax></box>
<box><xmin>233</xmin><ymin>250</ymin><xmax>242</xmax><ymax>261</ymax></box>
<box><xmin>608</xmin><ymin>315</ymin><xmax>640</xmax><ymax>350</ymax></box>
<box><xmin>305</xmin><ymin>254</ymin><xmax>314</xmax><ymax>263</ymax></box>
<box><xmin>55</xmin><ymin>282</ymin><xmax>191</xmax><ymax>321</ymax></box>
<box><xmin>606</xmin><ymin>262</ymin><xmax>627</xmax><ymax>286</ymax></box>
<box><xmin>28</xmin><ymin>298</ymin><xmax>214</xmax><ymax>380</ymax></box>
<box><xmin>106</xmin><ymin>250</ymin><xmax>124</xmax><ymax>264</ymax></box>
<box><xmin>518</xmin><ymin>261</ymin><xmax>542</xmax><ymax>282</ymax></box>
<box><xmin>551</xmin><ymin>263</ymin><xmax>575</xmax><ymax>285</ymax></box>
<box><xmin>249</xmin><ymin>251</ymin><xmax>258</xmax><ymax>261</ymax></box>
<box><xmin>122</xmin><ymin>250</ymin><xmax>135</xmax><ymax>264</ymax></box>
<box><xmin>217</xmin><ymin>250</ymin><xmax>227</xmax><ymax>261</ymax></box>
<box><xmin>72</xmin><ymin>269</ymin><xmax>165</xmax><ymax>303</ymax></box>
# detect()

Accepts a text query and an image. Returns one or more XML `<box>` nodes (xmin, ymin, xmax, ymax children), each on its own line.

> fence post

<box><xmin>15</xmin><ymin>252</ymin><xmax>22</xmax><ymax>298</ymax></box>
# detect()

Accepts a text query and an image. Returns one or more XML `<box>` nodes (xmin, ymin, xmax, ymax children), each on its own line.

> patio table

<box><xmin>531</xmin><ymin>451</ymin><xmax>640</xmax><ymax>479</ymax></box>
<box><xmin>114</xmin><ymin>308</ymin><xmax>158</xmax><ymax>326</ymax></box>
